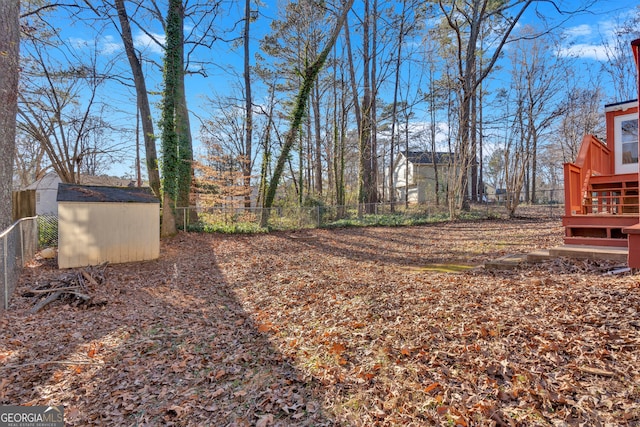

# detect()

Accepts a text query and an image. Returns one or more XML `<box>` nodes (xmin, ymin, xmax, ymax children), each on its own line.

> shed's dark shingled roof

<box><xmin>404</xmin><ymin>151</ymin><xmax>453</xmax><ymax>165</ymax></box>
<box><xmin>56</xmin><ymin>183</ymin><xmax>159</xmax><ymax>203</ymax></box>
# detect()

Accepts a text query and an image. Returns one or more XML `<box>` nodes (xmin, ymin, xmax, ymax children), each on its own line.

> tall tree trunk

<box><xmin>243</xmin><ymin>0</ymin><xmax>253</xmax><ymax>208</ymax></box>
<box><xmin>114</xmin><ymin>0</ymin><xmax>161</xmax><ymax>198</ymax></box>
<box><xmin>389</xmin><ymin>0</ymin><xmax>406</xmax><ymax>210</ymax></box>
<box><xmin>0</xmin><ymin>0</ymin><xmax>19</xmax><ymax>230</ymax></box>
<box><xmin>176</xmin><ymin>75</ymin><xmax>194</xmax><ymax>211</ymax></box>
<box><xmin>471</xmin><ymin>69</ymin><xmax>478</xmax><ymax>202</ymax></box>
<box><xmin>343</xmin><ymin>21</ymin><xmax>361</xmax><ymax>140</ymax></box>
<box><xmin>257</xmin><ymin>84</ymin><xmax>276</xmax><ymax>207</ymax></box>
<box><xmin>358</xmin><ymin>0</ymin><xmax>375</xmax><ymax>213</ymax></box>
<box><xmin>313</xmin><ymin>83</ymin><xmax>322</xmax><ymax>195</ymax></box>
<box><xmin>161</xmin><ymin>0</ymin><xmax>191</xmax><ymax>236</ymax></box>
<box><xmin>428</xmin><ymin>65</ymin><xmax>440</xmax><ymax>206</ymax></box>
<box><xmin>333</xmin><ymin>56</ymin><xmax>346</xmax><ymax>211</ymax></box>
<box><xmin>298</xmin><ymin>125</ymin><xmax>304</xmax><ymax>205</ymax></box>
<box><xmin>530</xmin><ymin>108</ymin><xmax>538</xmax><ymax>204</ymax></box>
<box><xmin>370</xmin><ymin>0</ymin><xmax>378</xmax><ymax>209</ymax></box>
<box><xmin>478</xmin><ymin>78</ymin><xmax>484</xmax><ymax>203</ymax></box>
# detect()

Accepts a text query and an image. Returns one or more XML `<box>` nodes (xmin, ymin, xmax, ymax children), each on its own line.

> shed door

<box><xmin>614</xmin><ymin>113</ymin><xmax>639</xmax><ymax>174</ymax></box>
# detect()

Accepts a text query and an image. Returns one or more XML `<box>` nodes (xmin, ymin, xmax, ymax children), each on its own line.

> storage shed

<box><xmin>57</xmin><ymin>184</ymin><xmax>160</xmax><ymax>269</ymax></box>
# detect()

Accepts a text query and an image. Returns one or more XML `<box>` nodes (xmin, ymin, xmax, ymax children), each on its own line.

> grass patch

<box><xmin>38</xmin><ymin>215</ymin><xmax>58</xmax><ymax>247</ymax></box>
<box><xmin>323</xmin><ymin>212</ymin><xmax>451</xmax><ymax>229</ymax></box>
<box><xmin>187</xmin><ymin>222</ymin><xmax>268</xmax><ymax>234</ymax></box>
<box><xmin>402</xmin><ymin>263</ymin><xmax>477</xmax><ymax>273</ymax></box>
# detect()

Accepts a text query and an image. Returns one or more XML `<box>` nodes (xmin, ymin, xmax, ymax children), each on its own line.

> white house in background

<box><xmin>384</xmin><ymin>151</ymin><xmax>456</xmax><ymax>204</ymax></box>
<box><xmin>24</xmin><ymin>171</ymin><xmax>135</xmax><ymax>215</ymax></box>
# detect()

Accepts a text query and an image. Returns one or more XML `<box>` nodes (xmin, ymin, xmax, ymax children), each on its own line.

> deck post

<box><xmin>626</xmin><ymin>39</ymin><xmax>640</xmax><ymax>268</ymax></box>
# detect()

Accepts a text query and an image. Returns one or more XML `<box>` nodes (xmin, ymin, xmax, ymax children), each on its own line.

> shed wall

<box><xmin>58</xmin><ymin>202</ymin><xmax>159</xmax><ymax>268</ymax></box>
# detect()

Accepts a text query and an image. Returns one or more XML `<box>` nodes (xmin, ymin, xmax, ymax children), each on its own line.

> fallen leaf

<box><xmin>211</xmin><ymin>388</ymin><xmax>225</xmax><ymax>398</ymax></box>
<box><xmin>437</xmin><ymin>405</ymin><xmax>449</xmax><ymax>416</ymax></box>
<box><xmin>256</xmin><ymin>414</ymin><xmax>273</xmax><ymax>427</ymax></box>
<box><xmin>424</xmin><ymin>382</ymin><xmax>440</xmax><ymax>394</ymax></box>
<box><xmin>329</xmin><ymin>343</ymin><xmax>346</xmax><ymax>355</ymax></box>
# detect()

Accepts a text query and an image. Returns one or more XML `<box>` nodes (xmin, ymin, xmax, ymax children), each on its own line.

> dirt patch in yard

<box><xmin>2</xmin><ymin>218</ymin><xmax>640</xmax><ymax>426</ymax></box>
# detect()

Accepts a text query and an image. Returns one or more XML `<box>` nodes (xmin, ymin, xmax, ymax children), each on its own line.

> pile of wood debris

<box><xmin>21</xmin><ymin>263</ymin><xmax>108</xmax><ymax>313</ymax></box>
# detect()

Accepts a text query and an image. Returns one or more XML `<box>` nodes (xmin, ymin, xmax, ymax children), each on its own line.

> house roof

<box><xmin>57</xmin><ymin>183</ymin><xmax>159</xmax><ymax>203</ymax></box>
<box><xmin>24</xmin><ymin>171</ymin><xmax>136</xmax><ymax>191</ymax></box>
<box><xmin>404</xmin><ymin>151</ymin><xmax>453</xmax><ymax>165</ymax></box>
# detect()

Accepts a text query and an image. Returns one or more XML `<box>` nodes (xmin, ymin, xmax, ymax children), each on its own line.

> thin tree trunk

<box><xmin>471</xmin><ymin>69</ymin><xmax>478</xmax><ymax>202</ymax></box>
<box><xmin>429</xmin><ymin>66</ymin><xmax>439</xmax><ymax>206</ymax></box>
<box><xmin>359</xmin><ymin>0</ymin><xmax>374</xmax><ymax>213</ymax></box>
<box><xmin>343</xmin><ymin>20</ymin><xmax>361</xmax><ymax>138</ymax></box>
<box><xmin>243</xmin><ymin>0</ymin><xmax>253</xmax><ymax>208</ymax></box>
<box><xmin>313</xmin><ymin>83</ymin><xmax>322</xmax><ymax>195</ymax></box>
<box><xmin>370</xmin><ymin>0</ymin><xmax>378</xmax><ymax>209</ymax></box>
<box><xmin>389</xmin><ymin>0</ymin><xmax>406</xmax><ymax>210</ymax></box>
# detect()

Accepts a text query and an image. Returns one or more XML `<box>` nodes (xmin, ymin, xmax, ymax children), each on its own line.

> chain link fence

<box><xmin>1</xmin><ymin>217</ymin><xmax>39</xmax><ymax>311</ymax></box>
<box><xmin>38</xmin><ymin>215</ymin><xmax>58</xmax><ymax>248</ymax></box>
<box><xmin>175</xmin><ymin>198</ymin><xmax>564</xmax><ymax>233</ymax></box>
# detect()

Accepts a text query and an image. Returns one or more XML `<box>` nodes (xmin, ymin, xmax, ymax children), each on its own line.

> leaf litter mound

<box><xmin>2</xmin><ymin>218</ymin><xmax>639</xmax><ymax>426</ymax></box>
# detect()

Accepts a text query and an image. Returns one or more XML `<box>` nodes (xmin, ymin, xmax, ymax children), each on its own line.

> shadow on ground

<box><xmin>1</xmin><ymin>233</ymin><xmax>331</xmax><ymax>426</ymax></box>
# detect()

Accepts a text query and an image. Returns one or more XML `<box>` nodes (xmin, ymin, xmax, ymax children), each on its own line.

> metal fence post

<box><xmin>3</xmin><ymin>235</ymin><xmax>8</xmax><ymax>310</ymax></box>
<box><xmin>19</xmin><ymin>220</ymin><xmax>24</xmax><ymax>267</ymax></box>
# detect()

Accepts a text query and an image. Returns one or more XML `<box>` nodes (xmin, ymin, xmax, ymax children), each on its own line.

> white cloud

<box><xmin>68</xmin><ymin>36</ymin><xmax>90</xmax><ymax>49</ymax></box>
<box><xmin>134</xmin><ymin>31</ymin><xmax>165</xmax><ymax>56</ymax></box>
<box><xmin>563</xmin><ymin>23</ymin><xmax>593</xmax><ymax>39</ymax></box>
<box><xmin>559</xmin><ymin>43</ymin><xmax>608</xmax><ymax>61</ymax></box>
<box><xmin>558</xmin><ymin>14</ymin><xmax>628</xmax><ymax>62</ymax></box>
<box><xmin>100</xmin><ymin>35</ymin><xmax>121</xmax><ymax>55</ymax></box>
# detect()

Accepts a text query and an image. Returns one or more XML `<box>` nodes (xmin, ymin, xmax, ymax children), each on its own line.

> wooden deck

<box><xmin>563</xmin><ymin>137</ymin><xmax>639</xmax><ymax>247</ymax></box>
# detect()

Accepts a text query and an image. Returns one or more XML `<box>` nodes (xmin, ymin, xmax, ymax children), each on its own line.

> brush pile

<box><xmin>22</xmin><ymin>263</ymin><xmax>108</xmax><ymax>313</ymax></box>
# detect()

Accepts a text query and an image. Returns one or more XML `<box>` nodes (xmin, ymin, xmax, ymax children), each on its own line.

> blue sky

<box><xmin>34</xmin><ymin>0</ymin><xmax>639</xmax><ymax>179</ymax></box>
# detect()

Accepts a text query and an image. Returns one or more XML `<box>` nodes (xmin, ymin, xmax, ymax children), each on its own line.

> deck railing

<box><xmin>581</xmin><ymin>174</ymin><xmax>639</xmax><ymax>215</ymax></box>
<box><xmin>563</xmin><ymin>134</ymin><xmax>613</xmax><ymax>216</ymax></box>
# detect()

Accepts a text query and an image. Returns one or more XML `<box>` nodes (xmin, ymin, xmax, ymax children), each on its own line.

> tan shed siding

<box><xmin>58</xmin><ymin>202</ymin><xmax>159</xmax><ymax>268</ymax></box>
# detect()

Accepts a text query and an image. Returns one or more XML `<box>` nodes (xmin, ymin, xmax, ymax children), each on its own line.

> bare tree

<box><xmin>18</xmin><ymin>27</ymin><xmax>122</xmax><ymax>184</ymax></box>
<box><xmin>555</xmin><ymin>85</ymin><xmax>605</xmax><ymax>163</ymax></box>
<box><xmin>242</xmin><ymin>0</ymin><xmax>254</xmax><ymax>207</ymax></box>
<box><xmin>501</xmin><ymin>29</ymin><xmax>567</xmax><ymax>215</ymax></box>
<box><xmin>599</xmin><ymin>6</ymin><xmax>640</xmax><ymax>102</ymax></box>
<box><xmin>14</xmin><ymin>133</ymin><xmax>47</xmax><ymax>188</ymax></box>
<box><xmin>358</xmin><ymin>0</ymin><xmax>376</xmax><ymax>212</ymax></box>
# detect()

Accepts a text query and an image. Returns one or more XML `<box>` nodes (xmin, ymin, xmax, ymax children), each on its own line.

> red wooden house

<box><xmin>563</xmin><ymin>39</ymin><xmax>640</xmax><ymax>267</ymax></box>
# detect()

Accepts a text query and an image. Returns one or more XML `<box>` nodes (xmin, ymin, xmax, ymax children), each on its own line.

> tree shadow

<box><xmin>1</xmin><ymin>233</ymin><xmax>333</xmax><ymax>426</ymax></box>
<box><xmin>271</xmin><ymin>221</ymin><xmax>554</xmax><ymax>268</ymax></box>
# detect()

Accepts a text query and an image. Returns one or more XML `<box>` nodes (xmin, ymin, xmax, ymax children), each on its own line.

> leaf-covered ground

<box><xmin>2</xmin><ymin>218</ymin><xmax>640</xmax><ymax>426</ymax></box>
